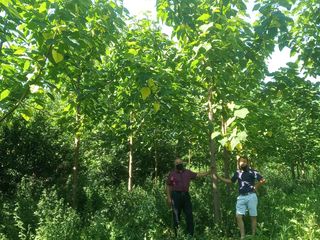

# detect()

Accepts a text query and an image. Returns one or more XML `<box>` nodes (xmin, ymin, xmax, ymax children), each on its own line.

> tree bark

<box><xmin>72</xmin><ymin>76</ymin><xmax>81</xmax><ymax>208</ymax></box>
<box><xmin>152</xmin><ymin>129</ymin><xmax>158</xmax><ymax>180</ymax></box>
<box><xmin>208</xmin><ymin>87</ymin><xmax>221</xmax><ymax>222</ymax></box>
<box><xmin>128</xmin><ymin>134</ymin><xmax>133</xmax><ymax>191</ymax></box>
<box><xmin>154</xmin><ymin>148</ymin><xmax>158</xmax><ymax>180</ymax></box>
<box><xmin>72</xmin><ymin>128</ymin><xmax>80</xmax><ymax>208</ymax></box>
<box><xmin>128</xmin><ymin>111</ymin><xmax>134</xmax><ymax>191</ymax></box>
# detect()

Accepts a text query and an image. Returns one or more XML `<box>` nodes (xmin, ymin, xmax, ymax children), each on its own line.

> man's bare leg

<box><xmin>236</xmin><ymin>214</ymin><xmax>245</xmax><ymax>239</ymax></box>
<box><xmin>251</xmin><ymin>216</ymin><xmax>257</xmax><ymax>236</ymax></box>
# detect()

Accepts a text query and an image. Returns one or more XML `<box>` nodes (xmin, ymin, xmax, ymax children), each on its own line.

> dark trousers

<box><xmin>171</xmin><ymin>191</ymin><xmax>194</xmax><ymax>236</ymax></box>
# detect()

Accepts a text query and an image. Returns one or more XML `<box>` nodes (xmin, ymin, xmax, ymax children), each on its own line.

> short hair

<box><xmin>237</xmin><ymin>156</ymin><xmax>249</xmax><ymax>169</ymax></box>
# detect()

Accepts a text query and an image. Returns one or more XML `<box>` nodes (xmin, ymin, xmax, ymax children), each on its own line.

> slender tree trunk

<box><xmin>300</xmin><ymin>159</ymin><xmax>306</xmax><ymax>178</ymax></box>
<box><xmin>72</xmin><ymin>76</ymin><xmax>81</xmax><ymax>208</ymax></box>
<box><xmin>208</xmin><ymin>87</ymin><xmax>221</xmax><ymax>223</ymax></box>
<box><xmin>154</xmin><ymin>148</ymin><xmax>158</xmax><ymax>180</ymax></box>
<box><xmin>153</xmin><ymin>132</ymin><xmax>158</xmax><ymax>180</ymax></box>
<box><xmin>72</xmin><ymin>128</ymin><xmax>80</xmax><ymax>208</ymax></box>
<box><xmin>128</xmin><ymin>134</ymin><xmax>133</xmax><ymax>191</ymax></box>
<box><xmin>128</xmin><ymin>111</ymin><xmax>134</xmax><ymax>192</ymax></box>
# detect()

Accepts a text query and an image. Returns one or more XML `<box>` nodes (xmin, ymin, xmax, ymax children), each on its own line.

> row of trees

<box><xmin>1</xmin><ymin>0</ymin><xmax>319</xmax><ymax>224</ymax></box>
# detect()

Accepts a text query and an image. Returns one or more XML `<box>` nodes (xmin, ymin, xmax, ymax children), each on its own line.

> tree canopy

<box><xmin>0</xmin><ymin>0</ymin><xmax>319</xmax><ymax>239</ymax></box>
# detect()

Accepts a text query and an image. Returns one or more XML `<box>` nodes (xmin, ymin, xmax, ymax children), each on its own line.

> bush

<box><xmin>34</xmin><ymin>188</ymin><xmax>80</xmax><ymax>240</ymax></box>
<box><xmin>81</xmin><ymin>179</ymin><xmax>171</xmax><ymax>240</ymax></box>
<box><xmin>1</xmin><ymin>166</ymin><xmax>319</xmax><ymax>239</ymax></box>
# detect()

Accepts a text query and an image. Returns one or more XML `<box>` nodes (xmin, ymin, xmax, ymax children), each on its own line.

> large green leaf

<box><xmin>0</xmin><ymin>0</ymin><xmax>12</xmax><ymax>7</ymax></box>
<box><xmin>197</xmin><ymin>13</ymin><xmax>210</xmax><ymax>22</ymax></box>
<box><xmin>234</xmin><ymin>108</ymin><xmax>249</xmax><ymax>118</ymax></box>
<box><xmin>219</xmin><ymin>137</ymin><xmax>228</xmax><ymax>146</ymax></box>
<box><xmin>153</xmin><ymin>102</ymin><xmax>160</xmax><ymax>112</ymax></box>
<box><xmin>21</xmin><ymin>113</ymin><xmax>31</xmax><ymax>121</ymax></box>
<box><xmin>211</xmin><ymin>131</ymin><xmax>220</xmax><ymax>139</ymax></box>
<box><xmin>128</xmin><ymin>49</ymin><xmax>139</xmax><ymax>56</ymax></box>
<box><xmin>38</xmin><ymin>2</ymin><xmax>47</xmax><ymax>13</ymax></box>
<box><xmin>226</xmin><ymin>116</ymin><xmax>236</xmax><ymax>128</ymax></box>
<box><xmin>237</xmin><ymin>131</ymin><xmax>248</xmax><ymax>141</ymax></box>
<box><xmin>29</xmin><ymin>85</ymin><xmax>40</xmax><ymax>93</ymax></box>
<box><xmin>23</xmin><ymin>60</ymin><xmax>31</xmax><ymax>71</ymax></box>
<box><xmin>52</xmin><ymin>49</ymin><xmax>64</xmax><ymax>63</ymax></box>
<box><xmin>140</xmin><ymin>87</ymin><xmax>151</xmax><ymax>100</ymax></box>
<box><xmin>0</xmin><ymin>89</ymin><xmax>10</xmax><ymax>101</ymax></box>
<box><xmin>199</xmin><ymin>23</ymin><xmax>213</xmax><ymax>33</ymax></box>
<box><xmin>230</xmin><ymin>137</ymin><xmax>240</xmax><ymax>151</ymax></box>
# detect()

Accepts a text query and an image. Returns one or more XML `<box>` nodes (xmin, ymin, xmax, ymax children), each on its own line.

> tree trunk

<box><xmin>72</xmin><ymin>129</ymin><xmax>80</xmax><ymax>208</ymax></box>
<box><xmin>154</xmin><ymin>149</ymin><xmax>158</xmax><ymax>180</ymax></box>
<box><xmin>154</xmin><ymin>138</ymin><xmax>158</xmax><ymax>180</ymax></box>
<box><xmin>128</xmin><ymin>134</ymin><xmax>133</xmax><ymax>191</ymax></box>
<box><xmin>72</xmin><ymin>77</ymin><xmax>81</xmax><ymax>209</ymax></box>
<box><xmin>208</xmin><ymin>87</ymin><xmax>221</xmax><ymax>223</ymax></box>
<box><xmin>300</xmin><ymin>158</ymin><xmax>306</xmax><ymax>178</ymax></box>
<box><xmin>128</xmin><ymin>111</ymin><xmax>134</xmax><ymax>192</ymax></box>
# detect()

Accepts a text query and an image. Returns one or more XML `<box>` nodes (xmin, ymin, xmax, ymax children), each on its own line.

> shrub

<box><xmin>34</xmin><ymin>188</ymin><xmax>80</xmax><ymax>240</ymax></box>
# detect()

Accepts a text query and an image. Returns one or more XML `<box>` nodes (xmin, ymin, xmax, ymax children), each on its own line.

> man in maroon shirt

<box><xmin>166</xmin><ymin>158</ymin><xmax>209</xmax><ymax>237</ymax></box>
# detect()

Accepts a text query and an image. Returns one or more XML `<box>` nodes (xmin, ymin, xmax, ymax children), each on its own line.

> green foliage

<box><xmin>257</xmin><ymin>169</ymin><xmax>320</xmax><ymax>239</ymax></box>
<box><xmin>34</xmin><ymin>188</ymin><xmax>80</xmax><ymax>240</ymax></box>
<box><xmin>0</xmin><ymin>166</ymin><xmax>319</xmax><ymax>239</ymax></box>
<box><xmin>0</xmin><ymin>116</ymin><xmax>73</xmax><ymax>195</ymax></box>
<box><xmin>82</xmin><ymin>181</ymin><xmax>170</xmax><ymax>239</ymax></box>
<box><xmin>13</xmin><ymin>177</ymin><xmax>44</xmax><ymax>240</ymax></box>
<box><xmin>0</xmin><ymin>0</ymin><xmax>319</xmax><ymax>239</ymax></box>
<box><xmin>0</xmin><ymin>199</ymin><xmax>15</xmax><ymax>239</ymax></box>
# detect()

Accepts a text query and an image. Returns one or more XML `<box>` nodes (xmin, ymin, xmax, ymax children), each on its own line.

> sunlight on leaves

<box><xmin>211</xmin><ymin>131</ymin><xmax>220</xmax><ymax>139</ymax></box>
<box><xmin>128</xmin><ymin>49</ymin><xmax>139</xmax><ymax>56</ymax></box>
<box><xmin>0</xmin><ymin>0</ymin><xmax>12</xmax><ymax>7</ymax></box>
<box><xmin>39</xmin><ymin>2</ymin><xmax>47</xmax><ymax>13</ymax></box>
<box><xmin>30</xmin><ymin>85</ymin><xmax>40</xmax><ymax>93</ymax></box>
<box><xmin>23</xmin><ymin>60</ymin><xmax>31</xmax><ymax>71</ymax></box>
<box><xmin>21</xmin><ymin>113</ymin><xmax>30</xmax><ymax>121</ymax></box>
<box><xmin>52</xmin><ymin>49</ymin><xmax>64</xmax><ymax>63</ymax></box>
<box><xmin>197</xmin><ymin>13</ymin><xmax>210</xmax><ymax>22</ymax></box>
<box><xmin>234</xmin><ymin>108</ymin><xmax>249</xmax><ymax>118</ymax></box>
<box><xmin>199</xmin><ymin>23</ymin><xmax>213</xmax><ymax>33</ymax></box>
<box><xmin>0</xmin><ymin>89</ymin><xmax>10</xmax><ymax>101</ymax></box>
<box><xmin>227</xmin><ymin>102</ymin><xmax>236</xmax><ymax>111</ymax></box>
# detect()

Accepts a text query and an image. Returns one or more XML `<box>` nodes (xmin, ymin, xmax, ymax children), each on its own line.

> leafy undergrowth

<box><xmin>0</xmin><ymin>173</ymin><xmax>319</xmax><ymax>240</ymax></box>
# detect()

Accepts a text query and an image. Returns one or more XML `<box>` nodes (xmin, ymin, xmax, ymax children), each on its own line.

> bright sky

<box><xmin>123</xmin><ymin>0</ymin><xmax>319</xmax><ymax>82</ymax></box>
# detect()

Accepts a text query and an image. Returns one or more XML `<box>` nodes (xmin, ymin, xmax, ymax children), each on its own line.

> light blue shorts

<box><xmin>236</xmin><ymin>192</ymin><xmax>258</xmax><ymax>216</ymax></box>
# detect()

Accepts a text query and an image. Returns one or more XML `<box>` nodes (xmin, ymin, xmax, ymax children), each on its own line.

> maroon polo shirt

<box><xmin>167</xmin><ymin>169</ymin><xmax>197</xmax><ymax>192</ymax></box>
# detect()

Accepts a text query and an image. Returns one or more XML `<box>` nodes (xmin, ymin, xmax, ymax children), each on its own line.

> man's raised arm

<box><xmin>217</xmin><ymin>175</ymin><xmax>233</xmax><ymax>184</ymax></box>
